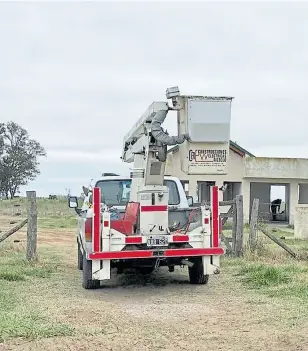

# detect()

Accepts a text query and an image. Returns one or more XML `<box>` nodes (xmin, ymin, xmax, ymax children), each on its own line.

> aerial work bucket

<box><xmin>176</xmin><ymin>95</ymin><xmax>233</xmax><ymax>175</ymax></box>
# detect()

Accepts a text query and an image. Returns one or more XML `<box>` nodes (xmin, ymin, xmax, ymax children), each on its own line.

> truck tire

<box><xmin>188</xmin><ymin>258</ymin><xmax>209</xmax><ymax>285</ymax></box>
<box><xmin>77</xmin><ymin>240</ymin><xmax>83</xmax><ymax>270</ymax></box>
<box><xmin>82</xmin><ymin>255</ymin><xmax>100</xmax><ymax>289</ymax></box>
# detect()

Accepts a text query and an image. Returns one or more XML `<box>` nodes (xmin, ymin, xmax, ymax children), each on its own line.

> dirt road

<box><xmin>2</xmin><ymin>229</ymin><xmax>308</xmax><ymax>351</ymax></box>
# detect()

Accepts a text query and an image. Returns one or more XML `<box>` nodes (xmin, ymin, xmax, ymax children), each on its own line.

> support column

<box><xmin>242</xmin><ymin>179</ymin><xmax>250</xmax><ymax>223</ymax></box>
<box><xmin>289</xmin><ymin>180</ymin><xmax>298</xmax><ymax>225</ymax></box>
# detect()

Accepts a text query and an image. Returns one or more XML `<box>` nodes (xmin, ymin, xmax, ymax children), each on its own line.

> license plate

<box><xmin>147</xmin><ymin>236</ymin><xmax>168</xmax><ymax>247</ymax></box>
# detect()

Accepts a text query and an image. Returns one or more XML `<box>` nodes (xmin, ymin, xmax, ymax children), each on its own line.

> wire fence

<box><xmin>0</xmin><ymin>198</ymin><xmax>76</xmax><ymax>234</ymax></box>
<box><xmin>0</xmin><ymin>198</ymin><xmax>72</xmax><ymax>216</ymax></box>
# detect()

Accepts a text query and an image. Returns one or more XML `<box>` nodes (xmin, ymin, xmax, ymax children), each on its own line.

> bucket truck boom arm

<box><xmin>122</xmin><ymin>86</ymin><xmax>232</xmax><ymax>197</ymax></box>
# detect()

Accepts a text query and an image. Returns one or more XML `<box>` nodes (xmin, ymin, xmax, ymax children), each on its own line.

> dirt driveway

<box><xmin>2</xmin><ymin>229</ymin><xmax>308</xmax><ymax>351</ymax></box>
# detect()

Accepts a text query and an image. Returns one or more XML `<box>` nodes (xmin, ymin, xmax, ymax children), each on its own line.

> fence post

<box><xmin>26</xmin><ymin>191</ymin><xmax>37</xmax><ymax>261</ymax></box>
<box><xmin>235</xmin><ymin>195</ymin><xmax>244</xmax><ymax>257</ymax></box>
<box><xmin>249</xmin><ymin>198</ymin><xmax>259</xmax><ymax>251</ymax></box>
<box><xmin>231</xmin><ymin>200</ymin><xmax>237</xmax><ymax>255</ymax></box>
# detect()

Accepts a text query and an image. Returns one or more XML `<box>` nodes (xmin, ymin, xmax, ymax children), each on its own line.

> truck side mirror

<box><xmin>186</xmin><ymin>196</ymin><xmax>193</xmax><ymax>207</ymax></box>
<box><xmin>68</xmin><ymin>196</ymin><xmax>79</xmax><ymax>208</ymax></box>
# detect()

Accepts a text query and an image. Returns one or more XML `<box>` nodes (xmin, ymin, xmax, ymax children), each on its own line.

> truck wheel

<box><xmin>188</xmin><ymin>258</ymin><xmax>209</xmax><ymax>285</ymax></box>
<box><xmin>82</xmin><ymin>255</ymin><xmax>100</xmax><ymax>289</ymax></box>
<box><xmin>77</xmin><ymin>240</ymin><xmax>83</xmax><ymax>270</ymax></box>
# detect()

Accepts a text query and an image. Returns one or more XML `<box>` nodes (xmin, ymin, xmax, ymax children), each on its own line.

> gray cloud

<box><xmin>1</xmin><ymin>1</ymin><xmax>308</xmax><ymax>195</ymax></box>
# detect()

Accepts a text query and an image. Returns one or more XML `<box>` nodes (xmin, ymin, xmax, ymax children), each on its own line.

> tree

<box><xmin>0</xmin><ymin>121</ymin><xmax>46</xmax><ymax>198</ymax></box>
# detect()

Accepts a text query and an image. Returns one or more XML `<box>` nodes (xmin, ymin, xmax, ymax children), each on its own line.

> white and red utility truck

<box><xmin>68</xmin><ymin>86</ymin><xmax>233</xmax><ymax>289</ymax></box>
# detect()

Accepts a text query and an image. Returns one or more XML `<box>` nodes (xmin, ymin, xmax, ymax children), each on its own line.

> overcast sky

<box><xmin>1</xmin><ymin>1</ymin><xmax>308</xmax><ymax>196</ymax></box>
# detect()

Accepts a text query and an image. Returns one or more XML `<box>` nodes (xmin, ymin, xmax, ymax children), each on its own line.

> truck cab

<box><xmin>81</xmin><ymin>175</ymin><xmax>190</xmax><ymax>212</ymax></box>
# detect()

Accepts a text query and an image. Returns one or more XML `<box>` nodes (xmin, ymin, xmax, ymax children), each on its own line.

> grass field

<box><xmin>0</xmin><ymin>199</ymin><xmax>308</xmax><ymax>350</ymax></box>
<box><xmin>0</xmin><ymin>198</ymin><xmax>76</xmax><ymax>232</ymax></box>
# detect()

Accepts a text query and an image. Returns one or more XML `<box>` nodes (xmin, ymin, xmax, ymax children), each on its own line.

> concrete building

<box><xmin>166</xmin><ymin>141</ymin><xmax>308</xmax><ymax>225</ymax></box>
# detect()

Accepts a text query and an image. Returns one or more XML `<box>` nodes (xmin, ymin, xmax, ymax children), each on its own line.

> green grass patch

<box><xmin>0</xmin><ymin>197</ymin><xmax>75</xmax><ymax>217</ymax></box>
<box><xmin>237</xmin><ymin>264</ymin><xmax>291</xmax><ymax>288</ymax></box>
<box><xmin>221</xmin><ymin>256</ymin><xmax>244</xmax><ymax>267</ymax></box>
<box><xmin>282</xmin><ymin>238</ymin><xmax>308</xmax><ymax>247</ymax></box>
<box><xmin>0</xmin><ymin>294</ymin><xmax>75</xmax><ymax>342</ymax></box>
<box><xmin>0</xmin><ymin>246</ymin><xmax>60</xmax><ymax>282</ymax></box>
<box><xmin>0</xmin><ymin>243</ymin><xmax>75</xmax><ymax>342</ymax></box>
<box><xmin>38</xmin><ymin>215</ymin><xmax>77</xmax><ymax>229</ymax></box>
<box><xmin>266</xmin><ymin>282</ymin><xmax>308</xmax><ymax>300</ymax></box>
<box><xmin>271</xmin><ymin>229</ymin><xmax>294</xmax><ymax>238</ymax></box>
<box><xmin>0</xmin><ymin>262</ymin><xmax>56</xmax><ymax>282</ymax></box>
<box><xmin>230</xmin><ymin>261</ymin><xmax>308</xmax><ymax>303</ymax></box>
<box><xmin>222</xmin><ymin>252</ymin><xmax>308</xmax><ymax>304</ymax></box>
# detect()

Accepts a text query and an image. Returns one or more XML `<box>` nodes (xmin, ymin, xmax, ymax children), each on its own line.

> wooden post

<box><xmin>231</xmin><ymin>201</ymin><xmax>237</xmax><ymax>255</ymax></box>
<box><xmin>26</xmin><ymin>191</ymin><xmax>37</xmax><ymax>261</ymax></box>
<box><xmin>249</xmin><ymin>198</ymin><xmax>259</xmax><ymax>251</ymax></box>
<box><xmin>235</xmin><ymin>195</ymin><xmax>244</xmax><ymax>257</ymax></box>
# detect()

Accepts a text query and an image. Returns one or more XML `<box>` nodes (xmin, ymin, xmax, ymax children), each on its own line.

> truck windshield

<box><xmin>95</xmin><ymin>179</ymin><xmax>180</xmax><ymax>206</ymax></box>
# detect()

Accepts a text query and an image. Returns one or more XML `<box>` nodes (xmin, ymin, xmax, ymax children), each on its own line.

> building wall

<box><xmin>294</xmin><ymin>205</ymin><xmax>308</xmax><ymax>238</ymax></box>
<box><xmin>242</xmin><ymin>178</ymin><xmax>293</xmax><ymax>223</ymax></box>
<box><xmin>243</xmin><ymin>158</ymin><xmax>308</xmax><ymax>224</ymax></box>
<box><xmin>166</xmin><ymin>148</ymin><xmax>245</xmax><ymax>201</ymax></box>
<box><xmin>298</xmin><ymin>184</ymin><xmax>308</xmax><ymax>204</ymax></box>
<box><xmin>242</xmin><ymin>178</ymin><xmax>308</xmax><ymax>224</ymax></box>
<box><xmin>244</xmin><ymin>157</ymin><xmax>308</xmax><ymax>179</ymax></box>
<box><xmin>167</xmin><ymin>150</ymin><xmax>308</xmax><ymax>225</ymax></box>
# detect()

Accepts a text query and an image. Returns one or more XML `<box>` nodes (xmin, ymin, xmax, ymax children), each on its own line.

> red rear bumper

<box><xmin>88</xmin><ymin>247</ymin><xmax>224</xmax><ymax>260</ymax></box>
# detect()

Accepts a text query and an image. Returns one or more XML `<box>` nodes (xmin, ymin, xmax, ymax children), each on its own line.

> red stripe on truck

<box><xmin>125</xmin><ymin>236</ymin><xmax>143</xmax><ymax>244</ymax></box>
<box><xmin>92</xmin><ymin>187</ymin><xmax>101</xmax><ymax>252</ymax></box>
<box><xmin>140</xmin><ymin>205</ymin><xmax>168</xmax><ymax>212</ymax></box>
<box><xmin>88</xmin><ymin>247</ymin><xmax>224</xmax><ymax>260</ymax></box>
<box><xmin>172</xmin><ymin>235</ymin><xmax>189</xmax><ymax>242</ymax></box>
<box><xmin>211</xmin><ymin>186</ymin><xmax>219</xmax><ymax>248</ymax></box>
<box><xmin>90</xmin><ymin>250</ymin><xmax>153</xmax><ymax>260</ymax></box>
<box><xmin>165</xmin><ymin>248</ymin><xmax>223</xmax><ymax>257</ymax></box>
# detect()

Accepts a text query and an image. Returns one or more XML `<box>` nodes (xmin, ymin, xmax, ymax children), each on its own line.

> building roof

<box><xmin>229</xmin><ymin>141</ymin><xmax>255</xmax><ymax>157</ymax></box>
<box><xmin>167</xmin><ymin>141</ymin><xmax>255</xmax><ymax>157</ymax></box>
